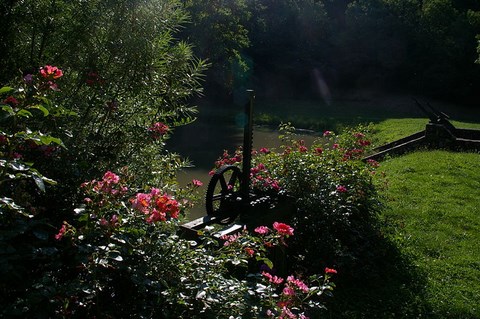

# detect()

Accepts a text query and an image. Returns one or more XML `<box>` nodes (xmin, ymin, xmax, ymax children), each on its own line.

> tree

<box><xmin>1</xmin><ymin>0</ymin><xmax>208</xmax><ymax>189</ymax></box>
<box><xmin>246</xmin><ymin>0</ymin><xmax>329</xmax><ymax>98</ymax></box>
<box><xmin>0</xmin><ymin>1</ymin><xmax>209</xmax><ymax>315</ymax></box>
<box><xmin>182</xmin><ymin>0</ymin><xmax>251</xmax><ymax>97</ymax></box>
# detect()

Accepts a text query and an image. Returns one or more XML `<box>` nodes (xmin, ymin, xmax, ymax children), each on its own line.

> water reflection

<box><xmin>168</xmin><ymin>103</ymin><xmax>318</xmax><ymax>219</ymax></box>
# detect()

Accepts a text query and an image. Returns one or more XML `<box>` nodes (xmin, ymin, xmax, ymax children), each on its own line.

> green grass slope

<box><xmin>326</xmin><ymin>116</ymin><xmax>480</xmax><ymax>318</ymax></box>
<box><xmin>380</xmin><ymin>151</ymin><xmax>480</xmax><ymax>318</ymax></box>
<box><xmin>372</xmin><ymin>119</ymin><xmax>480</xmax><ymax>146</ymax></box>
<box><xmin>327</xmin><ymin>150</ymin><xmax>480</xmax><ymax>319</ymax></box>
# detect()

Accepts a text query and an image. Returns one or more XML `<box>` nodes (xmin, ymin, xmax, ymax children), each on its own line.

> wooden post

<box><xmin>241</xmin><ymin>90</ymin><xmax>255</xmax><ymax>203</ymax></box>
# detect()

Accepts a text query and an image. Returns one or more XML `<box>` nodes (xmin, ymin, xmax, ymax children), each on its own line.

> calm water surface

<box><xmin>168</xmin><ymin>102</ymin><xmax>318</xmax><ymax>219</ymax></box>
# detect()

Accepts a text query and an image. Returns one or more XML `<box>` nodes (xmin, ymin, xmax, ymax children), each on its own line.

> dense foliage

<box><xmin>183</xmin><ymin>0</ymin><xmax>480</xmax><ymax>103</ymax></box>
<box><xmin>212</xmin><ymin>124</ymin><xmax>385</xmax><ymax>275</ymax></box>
<box><xmin>2</xmin><ymin>0</ymin><xmax>475</xmax><ymax>317</ymax></box>
<box><xmin>0</xmin><ymin>0</ymin><xmax>208</xmax><ymax>213</ymax></box>
<box><xmin>1</xmin><ymin>166</ymin><xmax>336</xmax><ymax>317</ymax></box>
<box><xmin>0</xmin><ymin>1</ymin><xmax>340</xmax><ymax>318</ymax></box>
<box><xmin>182</xmin><ymin>0</ymin><xmax>251</xmax><ymax>97</ymax></box>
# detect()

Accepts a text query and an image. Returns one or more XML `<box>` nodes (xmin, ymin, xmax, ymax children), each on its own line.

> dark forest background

<box><xmin>181</xmin><ymin>0</ymin><xmax>480</xmax><ymax>105</ymax></box>
<box><xmin>1</xmin><ymin>0</ymin><xmax>480</xmax><ymax>105</ymax></box>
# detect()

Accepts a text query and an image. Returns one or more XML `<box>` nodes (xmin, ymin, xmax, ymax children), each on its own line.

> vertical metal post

<box><xmin>241</xmin><ymin>90</ymin><xmax>255</xmax><ymax>201</ymax></box>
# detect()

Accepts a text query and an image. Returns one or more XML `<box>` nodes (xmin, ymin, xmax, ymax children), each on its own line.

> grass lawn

<box><xmin>326</xmin><ymin>117</ymin><xmax>480</xmax><ymax>318</ymax></box>
<box><xmin>372</xmin><ymin>118</ymin><xmax>480</xmax><ymax>145</ymax></box>
<box><xmin>379</xmin><ymin>150</ymin><xmax>480</xmax><ymax>318</ymax></box>
<box><xmin>254</xmin><ymin>95</ymin><xmax>480</xmax><ymax>134</ymax></box>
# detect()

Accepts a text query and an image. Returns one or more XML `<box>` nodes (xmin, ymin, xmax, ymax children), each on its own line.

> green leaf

<box><xmin>42</xmin><ymin>176</ymin><xmax>57</xmax><ymax>185</ymax></box>
<box><xmin>32</xmin><ymin>174</ymin><xmax>46</xmax><ymax>192</ymax></box>
<box><xmin>30</xmin><ymin>105</ymin><xmax>50</xmax><ymax>117</ymax></box>
<box><xmin>16</xmin><ymin>109</ymin><xmax>33</xmax><ymax>118</ymax></box>
<box><xmin>1</xmin><ymin>105</ymin><xmax>15</xmax><ymax>115</ymax></box>
<box><xmin>39</xmin><ymin>135</ymin><xmax>62</xmax><ymax>146</ymax></box>
<box><xmin>9</xmin><ymin>161</ymin><xmax>30</xmax><ymax>171</ymax></box>
<box><xmin>0</xmin><ymin>197</ymin><xmax>26</xmax><ymax>215</ymax></box>
<box><xmin>256</xmin><ymin>257</ymin><xmax>274</xmax><ymax>270</ymax></box>
<box><xmin>37</xmin><ymin>96</ymin><xmax>52</xmax><ymax>109</ymax></box>
<box><xmin>0</xmin><ymin>86</ymin><xmax>14</xmax><ymax>94</ymax></box>
<box><xmin>78</xmin><ymin>213</ymin><xmax>89</xmax><ymax>222</ymax></box>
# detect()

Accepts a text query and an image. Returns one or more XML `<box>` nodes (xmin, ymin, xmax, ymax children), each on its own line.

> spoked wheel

<box><xmin>205</xmin><ymin>165</ymin><xmax>243</xmax><ymax>225</ymax></box>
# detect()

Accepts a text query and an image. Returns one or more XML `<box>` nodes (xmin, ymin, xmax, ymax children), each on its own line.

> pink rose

<box><xmin>192</xmin><ymin>179</ymin><xmax>203</xmax><ymax>187</ymax></box>
<box><xmin>325</xmin><ymin>267</ymin><xmax>337</xmax><ymax>274</ymax></box>
<box><xmin>254</xmin><ymin>226</ymin><xmax>270</xmax><ymax>235</ymax></box>
<box><xmin>273</xmin><ymin>222</ymin><xmax>294</xmax><ymax>236</ymax></box>
<box><xmin>336</xmin><ymin>185</ymin><xmax>347</xmax><ymax>193</ymax></box>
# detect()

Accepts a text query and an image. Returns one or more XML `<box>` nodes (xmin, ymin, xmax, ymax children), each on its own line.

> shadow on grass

<box><xmin>323</xmin><ymin>238</ymin><xmax>431</xmax><ymax>318</ymax></box>
<box><xmin>289</xmin><ymin>217</ymin><xmax>433</xmax><ymax>319</ymax></box>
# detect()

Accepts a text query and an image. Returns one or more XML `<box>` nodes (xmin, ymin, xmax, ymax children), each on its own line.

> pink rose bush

<box><xmin>209</xmin><ymin>147</ymin><xmax>243</xmax><ymax>175</ymax></box>
<box><xmin>210</xmin><ymin>147</ymin><xmax>281</xmax><ymax>193</ymax></box>
<box><xmin>211</xmin><ymin>123</ymin><xmax>382</xmax><ymax>286</ymax></box>
<box><xmin>250</xmin><ymin>162</ymin><xmax>281</xmax><ymax>192</ymax></box>
<box><xmin>211</xmin><ymin>220</ymin><xmax>336</xmax><ymax>318</ymax></box>
<box><xmin>63</xmin><ymin>171</ymin><xmax>185</xmax><ymax>238</ymax></box>
<box><xmin>54</xmin><ymin>169</ymin><xmax>335</xmax><ymax>318</ymax></box>
<box><xmin>1</xmin><ymin>65</ymin><xmax>68</xmax><ymax>216</ymax></box>
<box><xmin>80</xmin><ymin>171</ymin><xmax>129</xmax><ymax>207</ymax></box>
<box><xmin>258</xmin><ymin>267</ymin><xmax>337</xmax><ymax>319</ymax></box>
<box><xmin>131</xmin><ymin>188</ymin><xmax>180</xmax><ymax>223</ymax></box>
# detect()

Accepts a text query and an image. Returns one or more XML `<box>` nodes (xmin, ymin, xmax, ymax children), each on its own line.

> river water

<box><xmin>168</xmin><ymin>100</ymin><xmax>319</xmax><ymax>219</ymax></box>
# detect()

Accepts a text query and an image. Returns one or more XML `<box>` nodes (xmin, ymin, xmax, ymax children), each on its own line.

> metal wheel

<box><xmin>205</xmin><ymin>165</ymin><xmax>243</xmax><ymax>224</ymax></box>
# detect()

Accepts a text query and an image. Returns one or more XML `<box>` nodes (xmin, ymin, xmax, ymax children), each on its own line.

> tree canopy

<box><xmin>182</xmin><ymin>0</ymin><xmax>480</xmax><ymax>103</ymax></box>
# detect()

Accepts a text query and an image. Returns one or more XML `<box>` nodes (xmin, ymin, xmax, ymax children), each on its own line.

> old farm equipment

<box><xmin>180</xmin><ymin>90</ymin><xmax>293</xmax><ymax>239</ymax></box>
<box><xmin>364</xmin><ymin>99</ymin><xmax>480</xmax><ymax>161</ymax></box>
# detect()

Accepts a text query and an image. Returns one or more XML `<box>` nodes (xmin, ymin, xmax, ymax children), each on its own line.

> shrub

<box><xmin>0</xmin><ymin>0</ymin><xmax>209</xmax><ymax>199</ymax></box>
<box><xmin>0</xmin><ymin>71</ymin><xmax>336</xmax><ymax>316</ymax></box>
<box><xmin>2</xmin><ymin>169</ymin><xmax>335</xmax><ymax>318</ymax></box>
<box><xmin>0</xmin><ymin>66</ymin><xmax>70</xmax><ymax>214</ymax></box>
<box><xmin>212</xmin><ymin>124</ymin><xmax>384</xmax><ymax>274</ymax></box>
<box><xmin>0</xmin><ymin>66</ymin><xmax>73</xmax><ymax>318</ymax></box>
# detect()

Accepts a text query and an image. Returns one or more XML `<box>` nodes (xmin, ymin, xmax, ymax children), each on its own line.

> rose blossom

<box><xmin>40</xmin><ymin>65</ymin><xmax>63</xmax><ymax>79</ymax></box>
<box><xmin>287</xmin><ymin>275</ymin><xmax>309</xmax><ymax>293</ymax></box>
<box><xmin>262</xmin><ymin>271</ymin><xmax>284</xmax><ymax>284</ymax></box>
<box><xmin>254</xmin><ymin>226</ymin><xmax>270</xmax><ymax>235</ymax></box>
<box><xmin>325</xmin><ymin>267</ymin><xmax>337</xmax><ymax>274</ymax></box>
<box><xmin>192</xmin><ymin>179</ymin><xmax>203</xmax><ymax>187</ymax></box>
<box><xmin>3</xmin><ymin>96</ymin><xmax>19</xmax><ymax>107</ymax></box>
<box><xmin>55</xmin><ymin>224</ymin><xmax>67</xmax><ymax>240</ymax></box>
<box><xmin>103</xmin><ymin>171</ymin><xmax>120</xmax><ymax>184</ymax></box>
<box><xmin>244</xmin><ymin>247</ymin><xmax>255</xmax><ymax>256</ymax></box>
<box><xmin>282</xmin><ymin>287</ymin><xmax>295</xmax><ymax>296</ymax></box>
<box><xmin>273</xmin><ymin>222</ymin><xmax>294</xmax><ymax>236</ymax></box>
